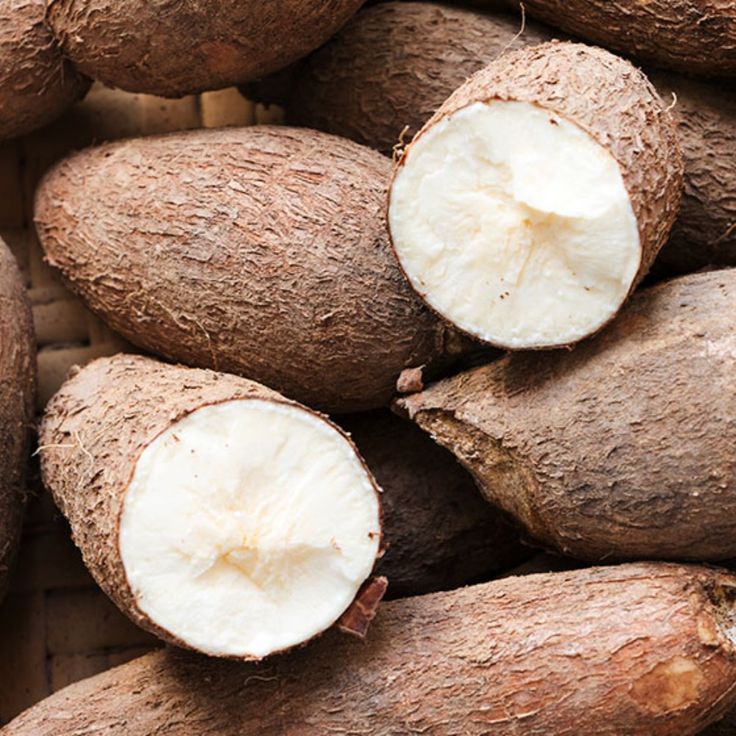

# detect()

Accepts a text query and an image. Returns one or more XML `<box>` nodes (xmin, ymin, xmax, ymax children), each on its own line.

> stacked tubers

<box><xmin>1</xmin><ymin>1</ymin><xmax>736</xmax><ymax>732</ymax></box>
<box><xmin>253</xmin><ymin>2</ymin><xmax>735</xmax><ymax>274</ymax></box>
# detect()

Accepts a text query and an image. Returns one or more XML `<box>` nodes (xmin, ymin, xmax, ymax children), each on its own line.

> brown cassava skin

<box><xmin>0</xmin><ymin>240</ymin><xmax>35</xmax><ymax>600</ymax></box>
<box><xmin>45</xmin><ymin>0</ymin><xmax>365</xmax><ymax>97</ymax></box>
<box><xmin>339</xmin><ymin>411</ymin><xmax>528</xmax><ymax>597</ymax></box>
<box><xmin>39</xmin><ymin>354</ymin><xmax>382</xmax><ymax>658</ymax></box>
<box><xmin>480</xmin><ymin>0</ymin><xmax>736</xmax><ymax>76</ymax></box>
<box><xmin>398</xmin><ymin>270</ymin><xmax>736</xmax><ymax>562</ymax></box>
<box><xmin>0</xmin><ymin>0</ymin><xmax>89</xmax><ymax>140</ymax></box>
<box><xmin>245</xmin><ymin>2</ymin><xmax>556</xmax><ymax>156</ymax></box>
<box><xmin>649</xmin><ymin>72</ymin><xmax>736</xmax><ymax>276</ymax></box>
<box><xmin>249</xmin><ymin>5</ymin><xmax>735</xmax><ymax>277</ymax></box>
<box><xmin>34</xmin><ymin>127</ymin><xmax>461</xmax><ymax>413</ymax></box>
<box><xmin>7</xmin><ymin>563</ymin><xmax>736</xmax><ymax>735</ymax></box>
<box><xmin>389</xmin><ymin>43</ymin><xmax>684</xmax><ymax>345</ymax></box>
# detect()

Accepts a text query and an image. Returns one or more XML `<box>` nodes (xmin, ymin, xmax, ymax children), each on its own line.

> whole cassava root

<box><xmin>6</xmin><ymin>563</ymin><xmax>736</xmax><ymax>735</ymax></box>
<box><xmin>0</xmin><ymin>240</ymin><xmax>35</xmax><ymax>600</ymax></box>
<box><xmin>388</xmin><ymin>42</ymin><xmax>683</xmax><ymax>350</ymax></box>
<box><xmin>45</xmin><ymin>0</ymin><xmax>365</xmax><ymax>97</ymax></box>
<box><xmin>339</xmin><ymin>411</ymin><xmax>528</xmax><ymax>596</ymax></box>
<box><xmin>245</xmin><ymin>2</ymin><xmax>556</xmax><ymax>156</ymax></box>
<box><xmin>397</xmin><ymin>269</ymin><xmax>736</xmax><ymax>562</ymax></box>
<box><xmin>34</xmin><ymin>126</ymin><xmax>463</xmax><ymax>413</ymax></box>
<box><xmin>0</xmin><ymin>0</ymin><xmax>89</xmax><ymax>140</ymax></box>
<box><xmin>250</xmin><ymin>2</ymin><xmax>735</xmax><ymax>275</ymax></box>
<box><xmin>39</xmin><ymin>354</ymin><xmax>383</xmax><ymax>660</ymax></box>
<box><xmin>481</xmin><ymin>0</ymin><xmax>736</xmax><ymax>76</ymax></box>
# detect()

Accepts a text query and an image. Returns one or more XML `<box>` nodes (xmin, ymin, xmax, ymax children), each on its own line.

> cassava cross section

<box><xmin>5</xmin><ymin>563</ymin><xmax>736</xmax><ymax>735</ymax></box>
<box><xmin>0</xmin><ymin>0</ymin><xmax>89</xmax><ymax>140</ymax></box>
<box><xmin>33</xmin><ymin>126</ymin><xmax>464</xmax><ymax>413</ymax></box>
<box><xmin>398</xmin><ymin>270</ymin><xmax>736</xmax><ymax>562</ymax></box>
<box><xmin>388</xmin><ymin>42</ymin><xmax>683</xmax><ymax>350</ymax></box>
<box><xmin>45</xmin><ymin>0</ymin><xmax>365</xmax><ymax>97</ymax></box>
<box><xmin>39</xmin><ymin>355</ymin><xmax>382</xmax><ymax>660</ymax></box>
<box><xmin>0</xmin><ymin>239</ymin><xmax>35</xmax><ymax>601</ymax></box>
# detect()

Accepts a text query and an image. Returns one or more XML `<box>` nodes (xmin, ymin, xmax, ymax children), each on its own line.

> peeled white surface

<box><xmin>389</xmin><ymin>100</ymin><xmax>641</xmax><ymax>348</ymax></box>
<box><xmin>119</xmin><ymin>399</ymin><xmax>381</xmax><ymax>658</ymax></box>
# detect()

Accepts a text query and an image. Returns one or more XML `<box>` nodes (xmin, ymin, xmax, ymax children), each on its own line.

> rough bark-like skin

<box><xmin>46</xmin><ymin>0</ymin><xmax>365</xmax><ymax>97</ymax></box>
<box><xmin>0</xmin><ymin>0</ymin><xmax>89</xmax><ymax>140</ymax></box>
<box><xmin>246</xmin><ymin>2</ymin><xmax>556</xmax><ymax>156</ymax></box>
<box><xmin>650</xmin><ymin>72</ymin><xmax>736</xmax><ymax>275</ymax></box>
<box><xmin>39</xmin><ymin>354</ymin><xmax>382</xmax><ymax>658</ymax></box>
<box><xmin>390</xmin><ymin>42</ymin><xmax>684</xmax><ymax>333</ymax></box>
<box><xmin>339</xmin><ymin>411</ymin><xmax>528</xmax><ymax>597</ymax></box>
<box><xmin>398</xmin><ymin>270</ymin><xmax>736</xmax><ymax>562</ymax></box>
<box><xmin>485</xmin><ymin>0</ymin><xmax>736</xmax><ymax>76</ymax></box>
<box><xmin>34</xmin><ymin>126</ymin><xmax>461</xmax><ymax>413</ymax></box>
<box><xmin>0</xmin><ymin>240</ymin><xmax>35</xmax><ymax>600</ymax></box>
<box><xmin>6</xmin><ymin>563</ymin><xmax>736</xmax><ymax>735</ymax></box>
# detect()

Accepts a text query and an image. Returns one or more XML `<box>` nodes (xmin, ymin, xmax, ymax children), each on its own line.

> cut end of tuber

<box><xmin>119</xmin><ymin>399</ymin><xmax>381</xmax><ymax>659</ymax></box>
<box><xmin>389</xmin><ymin>100</ymin><xmax>641</xmax><ymax>349</ymax></box>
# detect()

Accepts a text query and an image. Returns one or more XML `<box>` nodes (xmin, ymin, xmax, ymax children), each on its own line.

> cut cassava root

<box><xmin>339</xmin><ymin>411</ymin><xmax>528</xmax><ymax>596</ymax></box>
<box><xmin>388</xmin><ymin>42</ymin><xmax>683</xmax><ymax>350</ymax></box>
<box><xmin>7</xmin><ymin>563</ymin><xmax>736</xmax><ymax>735</ymax></box>
<box><xmin>0</xmin><ymin>240</ymin><xmax>35</xmax><ymax>601</ymax></box>
<box><xmin>45</xmin><ymin>0</ymin><xmax>365</xmax><ymax>97</ymax></box>
<box><xmin>0</xmin><ymin>0</ymin><xmax>89</xmax><ymax>140</ymax></box>
<box><xmin>34</xmin><ymin>126</ymin><xmax>463</xmax><ymax>413</ymax></box>
<box><xmin>250</xmin><ymin>2</ymin><xmax>736</xmax><ymax>277</ymax></box>
<box><xmin>398</xmin><ymin>269</ymin><xmax>736</xmax><ymax>562</ymax></box>
<box><xmin>39</xmin><ymin>354</ymin><xmax>382</xmax><ymax>659</ymax></box>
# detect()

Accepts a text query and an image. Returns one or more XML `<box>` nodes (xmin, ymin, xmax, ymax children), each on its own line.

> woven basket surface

<box><xmin>0</xmin><ymin>85</ymin><xmax>282</xmax><ymax>724</ymax></box>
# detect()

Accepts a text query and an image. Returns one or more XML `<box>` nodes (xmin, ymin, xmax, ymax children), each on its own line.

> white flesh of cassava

<box><xmin>389</xmin><ymin>101</ymin><xmax>640</xmax><ymax>349</ymax></box>
<box><xmin>119</xmin><ymin>399</ymin><xmax>381</xmax><ymax>658</ymax></box>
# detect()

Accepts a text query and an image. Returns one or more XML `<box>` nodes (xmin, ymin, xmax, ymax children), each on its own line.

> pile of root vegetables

<box><xmin>1</xmin><ymin>1</ymin><xmax>736</xmax><ymax>734</ymax></box>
